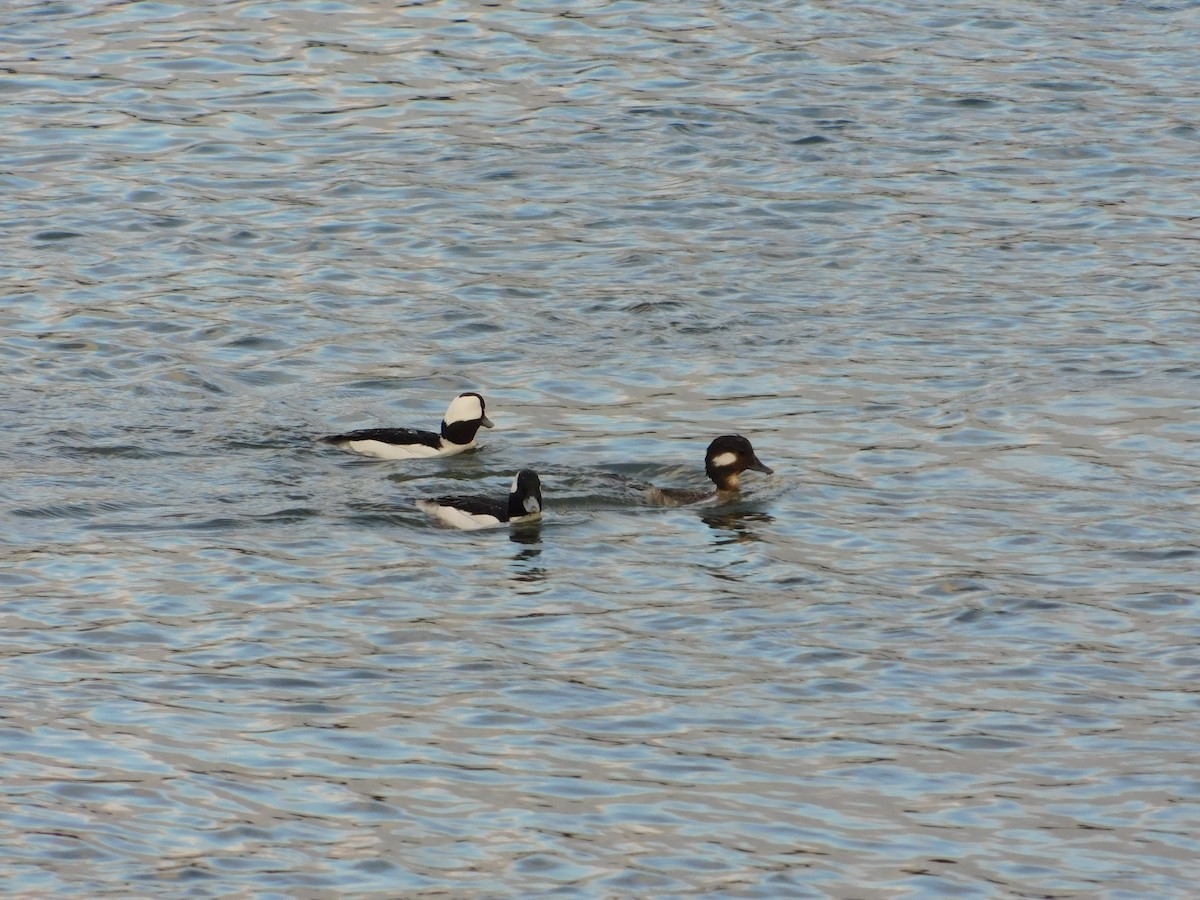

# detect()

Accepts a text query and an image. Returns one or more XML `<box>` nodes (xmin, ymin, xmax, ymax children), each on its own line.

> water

<box><xmin>3</xmin><ymin>0</ymin><xmax>1199</xmax><ymax>895</ymax></box>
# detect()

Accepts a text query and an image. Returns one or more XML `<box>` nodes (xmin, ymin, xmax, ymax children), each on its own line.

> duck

<box><xmin>322</xmin><ymin>392</ymin><xmax>494</xmax><ymax>459</ymax></box>
<box><xmin>417</xmin><ymin>470</ymin><xmax>543</xmax><ymax>530</ymax></box>
<box><xmin>645</xmin><ymin>434</ymin><xmax>773</xmax><ymax>506</ymax></box>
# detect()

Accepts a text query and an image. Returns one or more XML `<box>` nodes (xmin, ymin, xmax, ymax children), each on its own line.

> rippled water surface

<box><xmin>4</xmin><ymin>0</ymin><xmax>1200</xmax><ymax>895</ymax></box>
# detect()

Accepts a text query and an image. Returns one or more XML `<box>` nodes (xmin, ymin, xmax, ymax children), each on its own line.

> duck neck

<box><xmin>441</xmin><ymin>419</ymin><xmax>479</xmax><ymax>446</ymax></box>
<box><xmin>709</xmin><ymin>468</ymin><xmax>741</xmax><ymax>492</ymax></box>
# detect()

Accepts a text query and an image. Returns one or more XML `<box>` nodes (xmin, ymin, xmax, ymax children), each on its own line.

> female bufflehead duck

<box><xmin>646</xmin><ymin>435</ymin><xmax>773</xmax><ymax>506</ymax></box>
<box><xmin>322</xmin><ymin>392</ymin><xmax>494</xmax><ymax>459</ymax></box>
<box><xmin>417</xmin><ymin>470</ymin><xmax>543</xmax><ymax>530</ymax></box>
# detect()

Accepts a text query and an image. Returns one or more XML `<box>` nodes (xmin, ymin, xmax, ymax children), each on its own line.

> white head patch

<box><xmin>444</xmin><ymin>393</ymin><xmax>483</xmax><ymax>426</ymax></box>
<box><xmin>710</xmin><ymin>451</ymin><xmax>738</xmax><ymax>469</ymax></box>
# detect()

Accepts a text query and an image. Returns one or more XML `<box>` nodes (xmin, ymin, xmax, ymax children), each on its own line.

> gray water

<box><xmin>3</xmin><ymin>0</ymin><xmax>1199</xmax><ymax>896</ymax></box>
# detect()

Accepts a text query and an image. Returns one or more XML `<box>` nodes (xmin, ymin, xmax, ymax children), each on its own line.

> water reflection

<box><xmin>700</xmin><ymin>508</ymin><xmax>774</xmax><ymax>545</ymax></box>
<box><xmin>510</xmin><ymin>525</ymin><xmax>546</xmax><ymax>585</ymax></box>
<box><xmin>509</xmin><ymin>525</ymin><xmax>543</xmax><ymax>548</ymax></box>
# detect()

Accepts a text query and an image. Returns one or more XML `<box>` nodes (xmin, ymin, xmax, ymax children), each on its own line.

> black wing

<box><xmin>322</xmin><ymin>427</ymin><xmax>440</xmax><ymax>448</ymax></box>
<box><xmin>428</xmin><ymin>494</ymin><xmax>507</xmax><ymax>519</ymax></box>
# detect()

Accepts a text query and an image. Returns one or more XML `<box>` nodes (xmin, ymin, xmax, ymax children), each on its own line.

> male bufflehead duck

<box><xmin>322</xmin><ymin>392</ymin><xmax>494</xmax><ymax>459</ymax></box>
<box><xmin>417</xmin><ymin>470</ymin><xmax>543</xmax><ymax>530</ymax></box>
<box><xmin>646</xmin><ymin>434</ymin><xmax>773</xmax><ymax>506</ymax></box>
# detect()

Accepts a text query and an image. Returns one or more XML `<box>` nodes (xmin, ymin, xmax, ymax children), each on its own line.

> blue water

<box><xmin>3</xmin><ymin>0</ymin><xmax>1199</xmax><ymax>896</ymax></box>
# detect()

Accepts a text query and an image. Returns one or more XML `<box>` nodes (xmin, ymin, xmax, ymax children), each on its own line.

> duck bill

<box><xmin>749</xmin><ymin>456</ymin><xmax>774</xmax><ymax>475</ymax></box>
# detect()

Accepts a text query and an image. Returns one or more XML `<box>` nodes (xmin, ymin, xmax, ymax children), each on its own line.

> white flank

<box><xmin>416</xmin><ymin>500</ymin><xmax>502</xmax><ymax>530</ymax></box>
<box><xmin>347</xmin><ymin>439</ymin><xmax>464</xmax><ymax>459</ymax></box>
<box><xmin>709</xmin><ymin>451</ymin><xmax>738</xmax><ymax>468</ymax></box>
<box><xmin>443</xmin><ymin>394</ymin><xmax>484</xmax><ymax>426</ymax></box>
